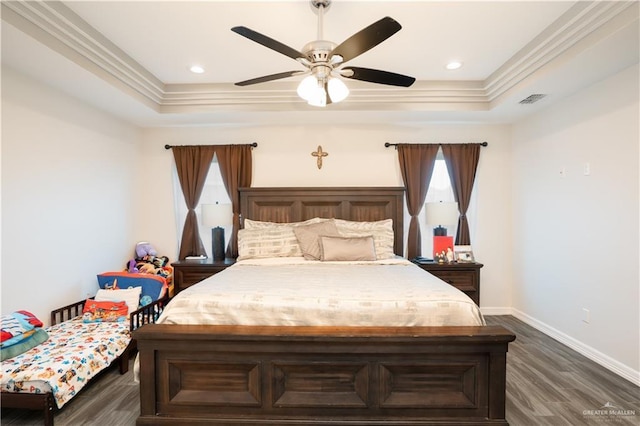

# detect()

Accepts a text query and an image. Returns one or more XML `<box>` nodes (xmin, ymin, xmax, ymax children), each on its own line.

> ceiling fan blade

<box><xmin>342</xmin><ymin>67</ymin><xmax>416</xmax><ymax>87</ymax></box>
<box><xmin>235</xmin><ymin>71</ymin><xmax>304</xmax><ymax>86</ymax></box>
<box><xmin>330</xmin><ymin>17</ymin><xmax>401</xmax><ymax>63</ymax></box>
<box><xmin>231</xmin><ymin>26</ymin><xmax>304</xmax><ymax>61</ymax></box>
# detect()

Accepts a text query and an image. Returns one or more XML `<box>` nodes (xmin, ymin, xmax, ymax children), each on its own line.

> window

<box><xmin>172</xmin><ymin>155</ymin><xmax>231</xmax><ymax>258</ymax></box>
<box><xmin>420</xmin><ymin>149</ymin><xmax>477</xmax><ymax>256</ymax></box>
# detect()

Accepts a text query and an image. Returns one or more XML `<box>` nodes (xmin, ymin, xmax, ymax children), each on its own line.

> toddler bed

<box><xmin>1</xmin><ymin>295</ymin><xmax>167</xmax><ymax>426</ymax></box>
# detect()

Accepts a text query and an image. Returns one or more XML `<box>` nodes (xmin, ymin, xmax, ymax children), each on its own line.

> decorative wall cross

<box><xmin>311</xmin><ymin>145</ymin><xmax>328</xmax><ymax>169</ymax></box>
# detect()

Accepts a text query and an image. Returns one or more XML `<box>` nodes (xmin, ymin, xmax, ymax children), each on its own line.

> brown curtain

<box><xmin>397</xmin><ymin>144</ymin><xmax>440</xmax><ymax>259</ymax></box>
<box><xmin>214</xmin><ymin>144</ymin><xmax>253</xmax><ymax>258</ymax></box>
<box><xmin>173</xmin><ymin>145</ymin><xmax>217</xmax><ymax>260</ymax></box>
<box><xmin>441</xmin><ymin>143</ymin><xmax>481</xmax><ymax>245</ymax></box>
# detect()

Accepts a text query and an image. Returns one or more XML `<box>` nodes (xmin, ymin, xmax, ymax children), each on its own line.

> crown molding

<box><xmin>159</xmin><ymin>80</ymin><xmax>489</xmax><ymax>112</ymax></box>
<box><xmin>1</xmin><ymin>0</ymin><xmax>164</xmax><ymax>110</ymax></box>
<box><xmin>484</xmin><ymin>0</ymin><xmax>637</xmax><ymax>101</ymax></box>
<box><xmin>2</xmin><ymin>0</ymin><xmax>635</xmax><ymax>113</ymax></box>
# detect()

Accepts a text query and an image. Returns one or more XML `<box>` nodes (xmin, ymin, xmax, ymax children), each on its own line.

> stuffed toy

<box><xmin>153</xmin><ymin>256</ymin><xmax>169</xmax><ymax>268</ymax></box>
<box><xmin>138</xmin><ymin>255</ymin><xmax>169</xmax><ymax>268</ymax></box>
<box><xmin>135</xmin><ymin>242</ymin><xmax>157</xmax><ymax>258</ymax></box>
<box><xmin>137</xmin><ymin>263</ymin><xmax>156</xmax><ymax>274</ymax></box>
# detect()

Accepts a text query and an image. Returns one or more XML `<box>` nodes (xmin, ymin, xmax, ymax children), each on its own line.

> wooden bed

<box><xmin>134</xmin><ymin>187</ymin><xmax>515</xmax><ymax>425</ymax></box>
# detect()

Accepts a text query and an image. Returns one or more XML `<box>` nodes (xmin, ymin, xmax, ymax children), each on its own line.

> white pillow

<box><xmin>237</xmin><ymin>227</ymin><xmax>303</xmax><ymax>260</ymax></box>
<box><xmin>95</xmin><ymin>287</ymin><xmax>142</xmax><ymax>314</ymax></box>
<box><xmin>333</xmin><ymin>218</ymin><xmax>395</xmax><ymax>259</ymax></box>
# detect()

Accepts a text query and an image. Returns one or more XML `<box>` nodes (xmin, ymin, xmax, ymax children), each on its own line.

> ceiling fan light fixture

<box><xmin>297</xmin><ymin>75</ymin><xmax>327</xmax><ymax>107</ymax></box>
<box><xmin>327</xmin><ymin>77</ymin><xmax>349</xmax><ymax>102</ymax></box>
<box><xmin>307</xmin><ymin>85</ymin><xmax>327</xmax><ymax>107</ymax></box>
<box><xmin>232</xmin><ymin>0</ymin><xmax>414</xmax><ymax>103</ymax></box>
<box><xmin>297</xmin><ymin>75</ymin><xmax>318</xmax><ymax>101</ymax></box>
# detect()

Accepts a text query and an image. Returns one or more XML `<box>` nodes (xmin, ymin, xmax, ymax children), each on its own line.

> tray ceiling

<box><xmin>1</xmin><ymin>1</ymin><xmax>638</xmax><ymax>126</ymax></box>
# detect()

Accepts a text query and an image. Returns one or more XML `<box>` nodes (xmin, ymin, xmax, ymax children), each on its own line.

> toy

<box><xmin>135</xmin><ymin>242</ymin><xmax>157</xmax><ymax>258</ymax></box>
<box><xmin>137</xmin><ymin>263</ymin><xmax>156</xmax><ymax>274</ymax></box>
<box><xmin>104</xmin><ymin>279</ymin><xmax>119</xmax><ymax>290</ymax></box>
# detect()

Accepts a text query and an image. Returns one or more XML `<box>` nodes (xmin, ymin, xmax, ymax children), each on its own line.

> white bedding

<box><xmin>157</xmin><ymin>257</ymin><xmax>484</xmax><ymax>327</ymax></box>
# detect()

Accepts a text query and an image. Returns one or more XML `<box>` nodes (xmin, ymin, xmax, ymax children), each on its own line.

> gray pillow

<box><xmin>294</xmin><ymin>220</ymin><xmax>340</xmax><ymax>260</ymax></box>
<box><xmin>319</xmin><ymin>236</ymin><xmax>377</xmax><ymax>261</ymax></box>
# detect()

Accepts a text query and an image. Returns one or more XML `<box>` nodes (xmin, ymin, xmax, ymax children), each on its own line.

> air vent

<box><xmin>519</xmin><ymin>94</ymin><xmax>547</xmax><ymax>104</ymax></box>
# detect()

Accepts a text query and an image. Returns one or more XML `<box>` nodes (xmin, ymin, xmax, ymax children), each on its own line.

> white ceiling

<box><xmin>1</xmin><ymin>0</ymin><xmax>638</xmax><ymax>127</ymax></box>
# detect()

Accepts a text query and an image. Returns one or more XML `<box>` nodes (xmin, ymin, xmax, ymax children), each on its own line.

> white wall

<box><xmin>511</xmin><ymin>64</ymin><xmax>639</xmax><ymax>381</ymax></box>
<box><xmin>137</xmin><ymin>123</ymin><xmax>513</xmax><ymax>309</ymax></box>
<box><xmin>3</xmin><ymin>60</ymin><xmax>637</xmax><ymax>385</ymax></box>
<box><xmin>1</xmin><ymin>67</ymin><xmax>140</xmax><ymax>324</ymax></box>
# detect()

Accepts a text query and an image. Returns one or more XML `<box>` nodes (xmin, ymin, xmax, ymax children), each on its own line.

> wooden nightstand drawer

<box><xmin>177</xmin><ymin>270</ymin><xmax>220</xmax><ymax>287</ymax></box>
<box><xmin>172</xmin><ymin>259</ymin><xmax>235</xmax><ymax>295</ymax></box>
<box><xmin>412</xmin><ymin>261</ymin><xmax>483</xmax><ymax>306</ymax></box>
<box><xmin>433</xmin><ymin>270</ymin><xmax>477</xmax><ymax>292</ymax></box>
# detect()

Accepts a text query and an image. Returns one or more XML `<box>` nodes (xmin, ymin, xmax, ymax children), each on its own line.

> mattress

<box><xmin>0</xmin><ymin>317</ymin><xmax>130</xmax><ymax>408</ymax></box>
<box><xmin>157</xmin><ymin>257</ymin><xmax>484</xmax><ymax>327</ymax></box>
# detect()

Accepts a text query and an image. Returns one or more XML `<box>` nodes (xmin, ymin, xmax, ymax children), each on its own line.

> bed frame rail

<box><xmin>135</xmin><ymin>324</ymin><xmax>515</xmax><ymax>425</ymax></box>
<box><xmin>130</xmin><ymin>296</ymin><xmax>169</xmax><ymax>331</ymax></box>
<box><xmin>50</xmin><ymin>300</ymin><xmax>86</xmax><ymax>325</ymax></box>
<box><xmin>50</xmin><ymin>296</ymin><xmax>167</xmax><ymax>330</ymax></box>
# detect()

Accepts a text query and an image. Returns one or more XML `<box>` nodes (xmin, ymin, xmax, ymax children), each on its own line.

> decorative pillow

<box><xmin>333</xmin><ymin>218</ymin><xmax>395</xmax><ymax>259</ymax></box>
<box><xmin>237</xmin><ymin>227</ymin><xmax>303</xmax><ymax>260</ymax></box>
<box><xmin>243</xmin><ymin>217</ymin><xmax>326</xmax><ymax>229</ymax></box>
<box><xmin>320</xmin><ymin>236</ymin><xmax>377</xmax><ymax>261</ymax></box>
<box><xmin>95</xmin><ymin>287</ymin><xmax>142</xmax><ymax>314</ymax></box>
<box><xmin>97</xmin><ymin>272</ymin><xmax>167</xmax><ymax>301</ymax></box>
<box><xmin>293</xmin><ymin>220</ymin><xmax>340</xmax><ymax>260</ymax></box>
<box><xmin>82</xmin><ymin>299</ymin><xmax>128</xmax><ymax>323</ymax></box>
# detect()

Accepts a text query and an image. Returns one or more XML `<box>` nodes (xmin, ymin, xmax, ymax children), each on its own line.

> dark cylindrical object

<box><xmin>212</xmin><ymin>227</ymin><xmax>225</xmax><ymax>260</ymax></box>
<box><xmin>433</xmin><ymin>225</ymin><xmax>447</xmax><ymax>236</ymax></box>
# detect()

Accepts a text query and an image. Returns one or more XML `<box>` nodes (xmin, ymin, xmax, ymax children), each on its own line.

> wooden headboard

<box><xmin>239</xmin><ymin>187</ymin><xmax>405</xmax><ymax>256</ymax></box>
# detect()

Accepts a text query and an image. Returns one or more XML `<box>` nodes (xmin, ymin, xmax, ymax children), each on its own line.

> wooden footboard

<box><xmin>134</xmin><ymin>324</ymin><xmax>515</xmax><ymax>425</ymax></box>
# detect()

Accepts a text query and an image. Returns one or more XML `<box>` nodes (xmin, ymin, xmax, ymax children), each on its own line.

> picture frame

<box><xmin>454</xmin><ymin>245</ymin><xmax>475</xmax><ymax>263</ymax></box>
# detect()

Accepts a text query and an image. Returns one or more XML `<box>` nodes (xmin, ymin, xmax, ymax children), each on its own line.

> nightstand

<box><xmin>171</xmin><ymin>258</ymin><xmax>236</xmax><ymax>295</ymax></box>
<box><xmin>412</xmin><ymin>260</ymin><xmax>483</xmax><ymax>305</ymax></box>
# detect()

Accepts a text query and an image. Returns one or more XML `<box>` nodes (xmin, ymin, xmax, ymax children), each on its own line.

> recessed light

<box><xmin>189</xmin><ymin>65</ymin><xmax>205</xmax><ymax>74</ymax></box>
<box><xmin>445</xmin><ymin>61</ymin><xmax>462</xmax><ymax>70</ymax></box>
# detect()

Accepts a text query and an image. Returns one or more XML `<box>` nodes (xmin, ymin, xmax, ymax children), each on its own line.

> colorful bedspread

<box><xmin>0</xmin><ymin>317</ymin><xmax>130</xmax><ymax>408</ymax></box>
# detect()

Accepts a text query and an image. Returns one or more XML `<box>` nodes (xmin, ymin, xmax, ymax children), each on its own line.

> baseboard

<box><xmin>510</xmin><ymin>308</ymin><xmax>640</xmax><ymax>387</ymax></box>
<box><xmin>480</xmin><ymin>307</ymin><xmax>512</xmax><ymax>316</ymax></box>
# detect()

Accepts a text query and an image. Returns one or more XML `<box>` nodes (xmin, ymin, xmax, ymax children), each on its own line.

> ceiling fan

<box><xmin>231</xmin><ymin>0</ymin><xmax>415</xmax><ymax>107</ymax></box>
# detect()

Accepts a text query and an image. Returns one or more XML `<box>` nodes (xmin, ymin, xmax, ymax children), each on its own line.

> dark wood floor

<box><xmin>487</xmin><ymin>316</ymin><xmax>639</xmax><ymax>425</ymax></box>
<box><xmin>2</xmin><ymin>315</ymin><xmax>638</xmax><ymax>425</ymax></box>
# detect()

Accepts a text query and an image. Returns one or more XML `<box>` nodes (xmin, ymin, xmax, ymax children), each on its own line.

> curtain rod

<box><xmin>164</xmin><ymin>142</ymin><xmax>258</xmax><ymax>150</ymax></box>
<box><xmin>384</xmin><ymin>141</ymin><xmax>488</xmax><ymax>148</ymax></box>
